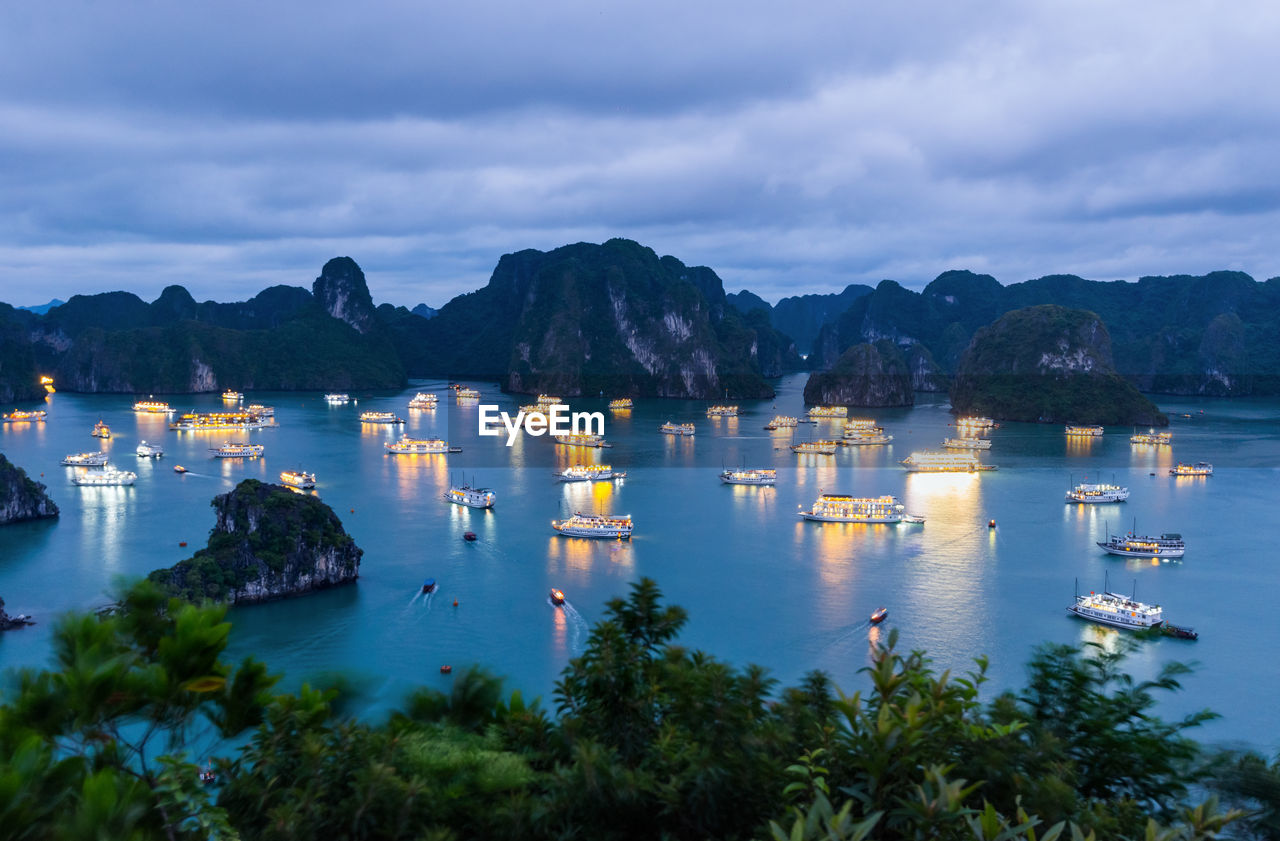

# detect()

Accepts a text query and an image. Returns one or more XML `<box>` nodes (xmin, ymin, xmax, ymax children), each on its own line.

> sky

<box><xmin>1</xmin><ymin>0</ymin><xmax>1278</xmax><ymax>309</ymax></box>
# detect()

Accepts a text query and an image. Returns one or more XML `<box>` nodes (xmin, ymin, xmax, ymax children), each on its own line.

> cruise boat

<box><xmin>764</xmin><ymin>415</ymin><xmax>798</xmax><ymax>430</ymax></box>
<box><xmin>135</xmin><ymin>441</ymin><xmax>165</xmax><ymax>458</ymax></box>
<box><xmin>222</xmin><ymin>390</ymin><xmax>243</xmax><ymax>401</ymax></box>
<box><xmin>170</xmin><ymin>411</ymin><xmax>275</xmax><ymax>431</ymax></box>
<box><xmin>246</xmin><ymin>404</ymin><xmax>274</xmax><ymax>418</ymax></box>
<box><xmin>210</xmin><ymin>442</ymin><xmax>265</xmax><ymax>459</ymax></box>
<box><xmin>705</xmin><ymin>405</ymin><xmax>739</xmax><ymax>417</ymax></box>
<box><xmin>555</xmin><ymin>464</ymin><xmax>626</xmax><ymax>482</ymax></box>
<box><xmin>807</xmin><ymin>406</ymin><xmax>848</xmax><ymax>418</ymax></box>
<box><xmin>536</xmin><ymin>394</ymin><xmax>560</xmax><ymax>405</ymax></box>
<box><xmin>1068</xmin><ymin>585</ymin><xmax>1163</xmax><ymax>630</ymax></box>
<box><xmin>1065</xmin><ymin>425</ymin><xmax>1104</xmax><ymax>437</ymax></box>
<box><xmin>901</xmin><ymin>451</ymin><xmax>994</xmax><ymax>472</ymax></box>
<box><xmin>719</xmin><ymin>468</ymin><xmax>776</xmax><ymax>486</ymax></box>
<box><xmin>280</xmin><ymin>470</ymin><xmax>316</xmax><ymax>489</ymax></box>
<box><xmin>91</xmin><ymin>420</ymin><xmax>111</xmax><ymax>439</ymax></box>
<box><xmin>455</xmin><ymin>387</ymin><xmax>481</xmax><ymax>400</ymax></box>
<box><xmin>845</xmin><ymin>418</ymin><xmax>878</xmax><ymax>430</ymax></box>
<box><xmin>955</xmin><ymin>416</ymin><xmax>997</xmax><ymax>431</ymax></box>
<box><xmin>790</xmin><ymin>440</ymin><xmax>838</xmax><ymax>455</ymax></box>
<box><xmin>608</xmin><ymin>398</ymin><xmax>633</xmax><ymax>410</ymax></box>
<box><xmin>408</xmin><ymin>392</ymin><xmax>438</xmax><ymax>409</ymax></box>
<box><xmin>71</xmin><ymin>465</ymin><xmax>137</xmax><ymax>487</ymax></box>
<box><xmin>1170</xmin><ymin>462</ymin><xmax>1213</xmax><ymax>477</ymax></box>
<box><xmin>40</xmin><ymin>375</ymin><xmax>54</xmax><ymax>393</ymax></box>
<box><xmin>2</xmin><ymin>409</ymin><xmax>47</xmax><ymax>422</ymax></box>
<box><xmin>385</xmin><ymin>436</ymin><xmax>460</xmax><ymax>454</ymax></box>
<box><xmin>444</xmin><ymin>483</ymin><xmax>496</xmax><ymax>509</ymax></box>
<box><xmin>519</xmin><ymin>404</ymin><xmax>548</xmax><ymax>416</ymax></box>
<box><xmin>132</xmin><ymin>400</ymin><xmax>174</xmax><ymax>414</ymax></box>
<box><xmin>842</xmin><ymin>426</ymin><xmax>892</xmax><ymax>445</ymax></box>
<box><xmin>62</xmin><ymin>452</ymin><xmax>109</xmax><ymax>467</ymax></box>
<box><xmin>943</xmin><ymin>437</ymin><xmax>992</xmax><ymax>450</ymax></box>
<box><xmin>1130</xmin><ymin>429</ymin><xmax>1172</xmax><ymax>445</ymax></box>
<box><xmin>359</xmin><ymin>411</ymin><xmax>404</xmax><ymax>424</ymax></box>
<box><xmin>551</xmin><ymin>512</ymin><xmax>633</xmax><ymax>539</ymax></box>
<box><xmin>1097</xmin><ymin>526</ymin><xmax>1185</xmax><ymax>558</ymax></box>
<box><xmin>324</xmin><ymin>393</ymin><xmax>350</xmax><ymax>404</ymax></box>
<box><xmin>799</xmin><ymin>493</ymin><xmax>916</xmax><ymax>524</ymax></box>
<box><xmin>660</xmin><ymin>422</ymin><xmax>696</xmax><ymax>436</ymax></box>
<box><xmin>1065</xmin><ymin>482</ymin><xmax>1129</xmax><ymax>503</ymax></box>
<box><xmin>553</xmin><ymin>433</ymin><xmax>608</xmax><ymax>448</ymax></box>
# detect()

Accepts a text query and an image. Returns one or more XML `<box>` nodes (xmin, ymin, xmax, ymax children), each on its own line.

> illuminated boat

<box><xmin>1097</xmin><ymin>528</ymin><xmax>1185</xmax><ymax>558</ymax></box>
<box><xmin>324</xmin><ymin>393</ymin><xmax>350</xmax><ymax>404</ymax></box>
<box><xmin>445</xmin><ymin>483</ymin><xmax>496</xmax><ymax>509</ymax></box>
<box><xmin>870</xmin><ymin>607</ymin><xmax>888</xmax><ymax>624</ymax></box>
<box><xmin>280</xmin><ymin>470</ymin><xmax>316</xmax><ymax>489</ymax></box>
<box><xmin>660</xmin><ymin>422</ymin><xmax>696</xmax><ymax>436</ymax></box>
<box><xmin>385</xmin><ymin>436</ymin><xmax>460</xmax><ymax>454</ymax></box>
<box><xmin>555</xmin><ymin>464</ymin><xmax>625</xmax><ymax>482</ymax></box>
<box><xmin>799</xmin><ymin>494</ymin><xmax>912</xmax><ymax>524</ymax></box>
<box><xmin>359</xmin><ymin>411</ymin><xmax>404</xmax><ymax>424</ymax></box>
<box><xmin>221</xmin><ymin>390</ymin><xmax>243</xmax><ymax>401</ymax></box>
<box><xmin>456</xmin><ymin>387</ymin><xmax>481</xmax><ymax>400</ymax></box>
<box><xmin>408</xmin><ymin>392</ymin><xmax>438</xmax><ymax>409</ymax></box>
<box><xmin>845</xmin><ymin>418</ymin><xmax>878</xmax><ymax>429</ymax></box>
<box><xmin>550</xmin><ymin>588</ymin><xmax>565</xmax><ymax>605</ymax></box>
<box><xmin>608</xmin><ymin>398</ymin><xmax>633</xmax><ymax>410</ymax></box>
<box><xmin>71</xmin><ymin>465</ymin><xmax>137</xmax><ymax>486</ymax></box>
<box><xmin>552</xmin><ymin>433</ymin><xmax>608</xmax><ymax>448</ymax></box>
<box><xmin>764</xmin><ymin>415</ymin><xmax>798</xmax><ymax>430</ymax></box>
<box><xmin>173</xmin><ymin>465</ymin><xmax>187</xmax><ymax>474</ymax></box>
<box><xmin>2</xmin><ymin>410</ymin><xmax>47</xmax><ymax>422</ymax></box>
<box><xmin>135</xmin><ymin>441</ymin><xmax>165</xmax><ymax>458</ymax></box>
<box><xmin>132</xmin><ymin>400</ymin><xmax>174</xmax><ymax>414</ymax></box>
<box><xmin>943</xmin><ymin>437</ymin><xmax>992</xmax><ymax>451</ymax></box>
<box><xmin>519</xmin><ymin>404</ymin><xmax>548</xmax><ymax>416</ymax></box>
<box><xmin>246</xmin><ymin>404</ymin><xmax>274</xmax><ymax>418</ymax></box>
<box><xmin>536</xmin><ymin>394</ymin><xmax>561</xmax><ymax>405</ymax></box>
<box><xmin>901</xmin><ymin>451</ymin><xmax>994</xmax><ymax>473</ymax></box>
<box><xmin>62</xmin><ymin>452</ymin><xmax>109</xmax><ymax>467</ymax></box>
<box><xmin>842</xmin><ymin>426</ymin><xmax>892</xmax><ymax>445</ymax></box>
<box><xmin>1065</xmin><ymin>425</ymin><xmax>1104</xmax><ymax>437</ymax></box>
<box><xmin>719</xmin><ymin>468</ymin><xmax>776</xmax><ymax>486</ymax></box>
<box><xmin>1068</xmin><ymin>587</ymin><xmax>1163</xmax><ymax>630</ymax></box>
<box><xmin>40</xmin><ymin>375</ymin><xmax>55</xmax><ymax>393</ymax></box>
<box><xmin>705</xmin><ymin>405</ymin><xmax>739</xmax><ymax>417</ymax></box>
<box><xmin>1065</xmin><ymin>482</ymin><xmax>1128</xmax><ymax>503</ymax></box>
<box><xmin>91</xmin><ymin>420</ymin><xmax>111</xmax><ymax>439</ymax></box>
<box><xmin>1170</xmin><ymin>462</ymin><xmax>1213</xmax><ymax>477</ymax></box>
<box><xmin>806</xmin><ymin>406</ymin><xmax>847</xmax><ymax>418</ymax></box>
<box><xmin>210</xmin><ymin>442</ymin><xmax>265</xmax><ymax>459</ymax></box>
<box><xmin>790</xmin><ymin>440</ymin><xmax>838</xmax><ymax>455</ymax></box>
<box><xmin>551</xmin><ymin>512</ymin><xmax>633</xmax><ymax>539</ymax></box>
<box><xmin>170</xmin><ymin>411</ymin><xmax>275</xmax><ymax>430</ymax></box>
<box><xmin>955</xmin><ymin>416</ymin><xmax>997</xmax><ymax>431</ymax></box>
<box><xmin>1130</xmin><ymin>429</ymin><xmax>1172</xmax><ymax>445</ymax></box>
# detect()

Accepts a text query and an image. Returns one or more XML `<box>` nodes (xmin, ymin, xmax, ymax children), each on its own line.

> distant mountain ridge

<box><xmin>726</xmin><ymin>284</ymin><xmax>873</xmax><ymax>356</ymax></box>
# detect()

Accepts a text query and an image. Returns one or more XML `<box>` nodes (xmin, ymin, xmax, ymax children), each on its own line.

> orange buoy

<box><xmin>350</xmin><ymin>508</ymin><xmax>354</xmax><ymax>513</ymax></box>
<box><xmin>452</xmin><ymin>599</ymin><xmax>459</xmax><ymax>607</ymax></box>
<box><xmin>440</xmin><ymin>665</ymin><xmax>452</xmax><ymax>674</ymax></box>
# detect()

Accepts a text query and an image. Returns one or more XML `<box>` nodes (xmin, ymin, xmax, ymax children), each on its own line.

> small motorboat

<box><xmin>870</xmin><ymin>607</ymin><xmax>888</xmax><ymax>625</ymax></box>
<box><xmin>440</xmin><ymin>665</ymin><xmax>453</xmax><ymax>674</ymax></box>
<box><xmin>173</xmin><ymin>465</ymin><xmax>188</xmax><ymax>474</ymax></box>
<box><xmin>463</xmin><ymin>531</ymin><xmax>477</xmax><ymax>542</ymax></box>
<box><xmin>1161</xmin><ymin>622</ymin><xmax>1199</xmax><ymax>641</ymax></box>
<box><xmin>550</xmin><ymin>588</ymin><xmax>565</xmax><ymax>606</ymax></box>
<box><xmin>422</xmin><ymin>578</ymin><xmax>437</xmax><ymax>594</ymax></box>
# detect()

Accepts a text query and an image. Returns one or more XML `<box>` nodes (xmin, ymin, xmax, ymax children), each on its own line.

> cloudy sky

<box><xmin>1</xmin><ymin>1</ymin><xmax>1277</xmax><ymax>308</ymax></box>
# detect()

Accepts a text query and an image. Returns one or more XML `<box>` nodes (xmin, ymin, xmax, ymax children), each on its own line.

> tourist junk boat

<box><xmin>555</xmin><ymin>464</ymin><xmax>626</xmax><ymax>482</ymax></box>
<box><xmin>764</xmin><ymin>415</ymin><xmax>798</xmax><ymax>430</ymax></box>
<box><xmin>799</xmin><ymin>493</ymin><xmax>922</xmax><ymax>524</ymax></box>
<box><xmin>72</xmin><ymin>465</ymin><xmax>138</xmax><ymax>487</ymax></box>
<box><xmin>246</xmin><ymin>404</ymin><xmax>274</xmax><ymax>418</ymax></box>
<box><xmin>608</xmin><ymin>398</ymin><xmax>633</xmax><ymax>410</ymax></box>
<box><xmin>445</xmin><ymin>482</ymin><xmax>496</xmax><ymax>509</ymax></box>
<box><xmin>719</xmin><ymin>467</ymin><xmax>776</xmax><ymax>486</ymax></box>
<box><xmin>807</xmin><ymin>406</ymin><xmax>847</xmax><ymax>419</ymax></box>
<box><xmin>91</xmin><ymin>420</ymin><xmax>111</xmax><ymax>438</ymax></box>
<box><xmin>324</xmin><ymin>393</ymin><xmax>350</xmax><ymax>404</ymax></box>
<box><xmin>455</xmin><ymin>387</ymin><xmax>481</xmax><ymax>400</ymax></box>
<box><xmin>221</xmin><ymin>390</ymin><xmax>243</xmax><ymax>402</ymax></box>
<box><xmin>385</xmin><ymin>436</ymin><xmax>461</xmax><ymax>454</ymax></box>
<box><xmin>1130</xmin><ymin>429</ymin><xmax>1172</xmax><ymax>445</ymax></box>
<box><xmin>943</xmin><ymin>437</ymin><xmax>992</xmax><ymax>451</ymax></box>
<box><xmin>359</xmin><ymin>411</ymin><xmax>404</xmax><ymax>424</ymax></box>
<box><xmin>842</xmin><ymin>425</ymin><xmax>893</xmax><ymax>445</ymax></box>
<box><xmin>1065</xmin><ymin>482</ymin><xmax>1129</xmax><ymax>503</ymax></box>
<box><xmin>1065</xmin><ymin>425</ymin><xmax>1104</xmax><ymax>437</ymax></box>
<box><xmin>1068</xmin><ymin>580</ymin><xmax>1163</xmax><ymax>630</ymax></box>
<box><xmin>660</xmin><ymin>422</ymin><xmax>696</xmax><ymax>436</ymax></box>
<box><xmin>549</xmin><ymin>588</ymin><xmax>566</xmax><ymax>606</ymax></box>
<box><xmin>62</xmin><ymin>452</ymin><xmax>109</xmax><ymax>467</ymax></box>
<box><xmin>955</xmin><ymin>416</ymin><xmax>997</xmax><ymax>432</ymax></box>
<box><xmin>791</xmin><ymin>440</ymin><xmax>838</xmax><ymax>455</ymax></box>
<box><xmin>1097</xmin><ymin>521</ymin><xmax>1185</xmax><ymax>558</ymax></box>
<box><xmin>280</xmin><ymin>470</ymin><xmax>316</xmax><ymax>489</ymax></box>
<box><xmin>1170</xmin><ymin>462</ymin><xmax>1213</xmax><ymax>477</ymax></box>
<box><xmin>170</xmin><ymin>411</ymin><xmax>274</xmax><ymax>431</ymax></box>
<box><xmin>408</xmin><ymin>392</ymin><xmax>438</xmax><ymax>409</ymax></box>
<box><xmin>536</xmin><ymin>394</ymin><xmax>560</xmax><ymax>405</ymax></box>
<box><xmin>552</xmin><ymin>433</ymin><xmax>609</xmax><ymax>448</ymax></box>
<box><xmin>210</xmin><ymin>442</ymin><xmax>265</xmax><ymax>459</ymax></box>
<box><xmin>135</xmin><ymin>441</ymin><xmax>165</xmax><ymax>458</ymax></box>
<box><xmin>551</xmin><ymin>512</ymin><xmax>633</xmax><ymax>539</ymax></box>
<box><xmin>705</xmin><ymin>405</ymin><xmax>738</xmax><ymax>417</ymax></box>
<box><xmin>901</xmin><ymin>451</ymin><xmax>994</xmax><ymax>472</ymax></box>
<box><xmin>2</xmin><ymin>409</ymin><xmax>47</xmax><ymax>422</ymax></box>
<box><xmin>132</xmin><ymin>400</ymin><xmax>173</xmax><ymax>414</ymax></box>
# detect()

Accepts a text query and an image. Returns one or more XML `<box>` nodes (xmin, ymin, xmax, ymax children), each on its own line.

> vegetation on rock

<box><xmin>802</xmin><ymin>340</ymin><xmax>914</xmax><ymax>407</ymax></box>
<box><xmin>0</xmin><ymin>452</ymin><xmax>59</xmax><ymax>525</ymax></box>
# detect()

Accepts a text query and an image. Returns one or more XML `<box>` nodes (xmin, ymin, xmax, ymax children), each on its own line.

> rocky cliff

<box><xmin>148</xmin><ymin>479</ymin><xmax>362</xmax><ymax>604</ymax></box>
<box><xmin>950</xmin><ymin>305</ymin><xmax>1166</xmax><ymax>425</ymax></box>
<box><xmin>313</xmin><ymin>257</ymin><xmax>379</xmax><ymax>334</ymax></box>
<box><xmin>802</xmin><ymin>340</ymin><xmax>914</xmax><ymax>407</ymax></box>
<box><xmin>0</xmin><ymin>453</ymin><xmax>59</xmax><ymax>525</ymax></box>
<box><xmin>0</xmin><ymin>596</ymin><xmax>34</xmax><ymax>631</ymax></box>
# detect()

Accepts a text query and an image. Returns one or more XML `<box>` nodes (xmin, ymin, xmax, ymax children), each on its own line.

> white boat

<box><xmin>221</xmin><ymin>390</ymin><xmax>243</xmax><ymax>401</ymax></box>
<box><xmin>170</xmin><ymin>411</ymin><xmax>275</xmax><ymax>431</ymax></box>
<box><xmin>279</xmin><ymin>470</ymin><xmax>315</xmax><ymax>489</ymax></box>
<box><xmin>2</xmin><ymin>410</ymin><xmax>47</xmax><ymax>422</ymax></box>
<box><xmin>408</xmin><ymin>392</ymin><xmax>438</xmax><ymax>409</ymax></box>
<box><xmin>385</xmin><ymin>436</ymin><xmax>459</xmax><ymax>454</ymax></box>
<box><xmin>799</xmin><ymin>493</ymin><xmax>917</xmax><ymax>524</ymax></box>
<box><xmin>842</xmin><ymin>430</ymin><xmax>893</xmax><ymax>446</ymax></box>
<box><xmin>764</xmin><ymin>415</ymin><xmax>798</xmax><ymax>429</ymax></box>
<box><xmin>72</xmin><ymin>465</ymin><xmax>137</xmax><ymax>486</ymax></box>
<box><xmin>445</xmin><ymin>483</ymin><xmax>496</xmax><ymax>509</ymax></box>
<box><xmin>1097</xmin><ymin>526</ymin><xmax>1185</xmax><ymax>558</ymax></box>
<box><xmin>535</xmin><ymin>394</ymin><xmax>561</xmax><ymax>406</ymax></box>
<box><xmin>790</xmin><ymin>441</ymin><xmax>838</xmax><ymax>455</ymax></box>
<box><xmin>955</xmin><ymin>416</ymin><xmax>997</xmax><ymax>431</ymax></box>
<box><xmin>359</xmin><ymin>411</ymin><xmax>404</xmax><ymax>424</ymax></box>
<box><xmin>901</xmin><ymin>451</ymin><xmax>994</xmax><ymax>473</ymax></box>
<box><xmin>246</xmin><ymin>404</ymin><xmax>274</xmax><ymax>418</ymax></box>
<box><xmin>135</xmin><ymin>441</ymin><xmax>165</xmax><ymax>458</ymax></box>
<box><xmin>91</xmin><ymin>420</ymin><xmax>111</xmax><ymax>439</ymax></box>
<box><xmin>551</xmin><ymin>512</ymin><xmax>633</xmax><ymax>539</ymax></box>
<box><xmin>132</xmin><ymin>400</ymin><xmax>174</xmax><ymax>414</ymax></box>
<box><xmin>719</xmin><ymin>468</ymin><xmax>776</xmax><ymax>486</ymax></box>
<box><xmin>62</xmin><ymin>452</ymin><xmax>109</xmax><ymax>467</ymax></box>
<box><xmin>705</xmin><ymin>405</ymin><xmax>738</xmax><ymax>417</ymax></box>
<box><xmin>845</xmin><ymin>418</ymin><xmax>879</xmax><ymax>430</ymax></box>
<box><xmin>1068</xmin><ymin>588</ymin><xmax>1163</xmax><ymax>630</ymax></box>
<box><xmin>660</xmin><ymin>422</ymin><xmax>695</xmax><ymax>436</ymax></box>
<box><xmin>943</xmin><ymin>437</ymin><xmax>992</xmax><ymax>450</ymax></box>
<box><xmin>1065</xmin><ymin>482</ymin><xmax>1128</xmax><ymax>503</ymax></box>
<box><xmin>1170</xmin><ymin>462</ymin><xmax>1213</xmax><ymax>477</ymax></box>
<box><xmin>552</xmin><ymin>433</ymin><xmax>608</xmax><ymax>448</ymax></box>
<box><xmin>455</xmin><ymin>387</ymin><xmax>481</xmax><ymax>400</ymax></box>
<box><xmin>556</xmin><ymin>464</ymin><xmax>626</xmax><ymax>482</ymax></box>
<box><xmin>324</xmin><ymin>393</ymin><xmax>350</xmax><ymax>404</ymax></box>
<box><xmin>807</xmin><ymin>406</ymin><xmax>848</xmax><ymax>418</ymax></box>
<box><xmin>210</xmin><ymin>442</ymin><xmax>265</xmax><ymax>459</ymax></box>
<box><xmin>1130</xmin><ymin>429</ymin><xmax>1172</xmax><ymax>445</ymax></box>
<box><xmin>1065</xmin><ymin>425</ymin><xmax>1104</xmax><ymax>437</ymax></box>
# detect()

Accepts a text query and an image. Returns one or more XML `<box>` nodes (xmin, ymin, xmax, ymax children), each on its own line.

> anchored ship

<box><xmin>553</xmin><ymin>433</ymin><xmax>608</xmax><ymax>448</ymax></box>
<box><xmin>132</xmin><ymin>400</ymin><xmax>174</xmax><ymax>414</ymax></box>
<box><xmin>359</xmin><ymin>411</ymin><xmax>404</xmax><ymax>424</ymax></box>
<box><xmin>1065</xmin><ymin>482</ymin><xmax>1129</xmax><ymax>503</ymax></box>
<box><xmin>408</xmin><ymin>392</ymin><xmax>438</xmax><ymax>409</ymax></box>
<box><xmin>385</xmin><ymin>436</ymin><xmax>460</xmax><ymax>454</ymax></box>
<box><xmin>943</xmin><ymin>437</ymin><xmax>991</xmax><ymax>451</ymax></box>
<box><xmin>135</xmin><ymin>441</ymin><xmax>165</xmax><ymax>458</ymax></box>
<box><xmin>210</xmin><ymin>442</ymin><xmax>265</xmax><ymax>459</ymax></box>
<box><xmin>170</xmin><ymin>411</ymin><xmax>275</xmax><ymax>431</ymax></box>
<box><xmin>91</xmin><ymin>420</ymin><xmax>111</xmax><ymax>439</ymax></box>
<box><xmin>551</xmin><ymin>512</ymin><xmax>633</xmax><ymax>539</ymax></box>
<box><xmin>705</xmin><ymin>405</ymin><xmax>738</xmax><ymax>417</ymax></box>
<box><xmin>72</xmin><ymin>465</ymin><xmax>137</xmax><ymax>486</ymax></box>
<box><xmin>1170</xmin><ymin>462</ymin><xmax>1213</xmax><ymax>477</ymax></box>
<box><xmin>764</xmin><ymin>415</ymin><xmax>798</xmax><ymax>430</ymax></box>
<box><xmin>1097</xmin><ymin>523</ymin><xmax>1185</xmax><ymax>558</ymax></box>
<box><xmin>799</xmin><ymin>493</ymin><xmax>920</xmax><ymax>524</ymax></box>
<box><xmin>608</xmin><ymin>398</ymin><xmax>633</xmax><ymax>410</ymax></box>
<box><xmin>842</xmin><ymin>425</ymin><xmax>892</xmax><ymax>445</ymax></box>
<box><xmin>1130</xmin><ymin>429</ymin><xmax>1172</xmax><ymax>445</ymax></box>
<box><xmin>221</xmin><ymin>390</ymin><xmax>243</xmax><ymax>401</ymax></box>
<box><xmin>955</xmin><ymin>416</ymin><xmax>997</xmax><ymax>432</ymax></box>
<box><xmin>1065</xmin><ymin>425</ymin><xmax>1104</xmax><ymax>437</ymax></box>
<box><xmin>719</xmin><ymin>468</ymin><xmax>776</xmax><ymax>486</ymax></box>
<box><xmin>445</xmin><ymin>483</ymin><xmax>497</xmax><ymax>509</ymax></box>
<box><xmin>62</xmin><ymin>452</ymin><xmax>109</xmax><ymax>467</ymax></box>
<box><xmin>2</xmin><ymin>410</ymin><xmax>47</xmax><ymax>422</ymax></box>
<box><xmin>555</xmin><ymin>464</ymin><xmax>626</xmax><ymax>482</ymax></box>
<box><xmin>280</xmin><ymin>470</ymin><xmax>316</xmax><ymax>489</ymax></box>
<box><xmin>806</xmin><ymin>406</ymin><xmax>848</xmax><ymax>419</ymax></box>
<box><xmin>455</xmin><ymin>387</ymin><xmax>481</xmax><ymax>400</ymax></box>
<box><xmin>324</xmin><ymin>393</ymin><xmax>350</xmax><ymax>404</ymax></box>
<box><xmin>660</xmin><ymin>422</ymin><xmax>695</xmax><ymax>436</ymax></box>
<box><xmin>901</xmin><ymin>451</ymin><xmax>994</xmax><ymax>472</ymax></box>
<box><xmin>790</xmin><ymin>440</ymin><xmax>838</xmax><ymax>455</ymax></box>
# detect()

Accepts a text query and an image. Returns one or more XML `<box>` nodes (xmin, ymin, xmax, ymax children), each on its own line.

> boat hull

<box><xmin>1067</xmin><ymin>605</ymin><xmax>1162</xmax><ymax>630</ymax></box>
<box><xmin>801</xmin><ymin>513</ymin><xmax>903</xmax><ymax>524</ymax></box>
<box><xmin>1097</xmin><ymin>542</ymin><xmax>1185</xmax><ymax>558</ymax></box>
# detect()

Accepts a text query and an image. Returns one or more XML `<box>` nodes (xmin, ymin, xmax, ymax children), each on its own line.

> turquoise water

<box><xmin>2</xmin><ymin>375</ymin><xmax>1278</xmax><ymax>750</ymax></box>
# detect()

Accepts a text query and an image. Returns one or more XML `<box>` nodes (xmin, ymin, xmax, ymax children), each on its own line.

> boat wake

<box><xmin>552</xmin><ymin>600</ymin><xmax>590</xmax><ymax>654</ymax></box>
<box><xmin>820</xmin><ymin>619</ymin><xmax>873</xmax><ymax>651</ymax></box>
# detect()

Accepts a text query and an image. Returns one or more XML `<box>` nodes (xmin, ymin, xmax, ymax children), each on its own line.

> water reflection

<box><xmin>1065</xmin><ymin>437</ymin><xmax>1096</xmax><ymax>458</ymax></box>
